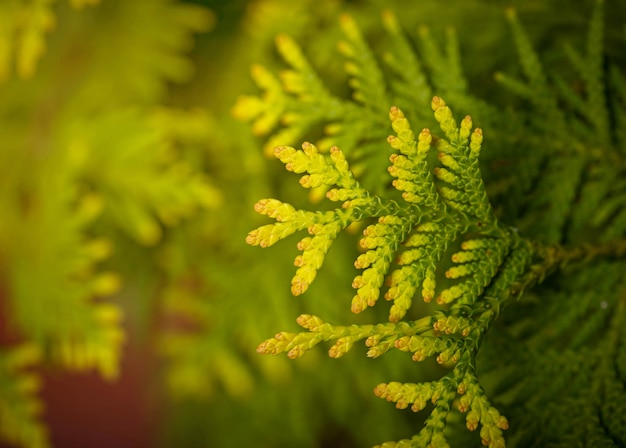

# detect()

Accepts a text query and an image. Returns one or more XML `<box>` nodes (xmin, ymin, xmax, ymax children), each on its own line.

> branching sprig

<box><xmin>248</xmin><ymin>94</ymin><xmax>626</xmax><ymax>445</ymax></box>
<box><xmin>233</xmin><ymin>11</ymin><xmax>485</xmax><ymax>195</ymax></box>
<box><xmin>241</xmin><ymin>2</ymin><xmax>626</xmax><ymax>446</ymax></box>
<box><xmin>248</xmin><ymin>98</ymin><xmax>533</xmax><ymax>445</ymax></box>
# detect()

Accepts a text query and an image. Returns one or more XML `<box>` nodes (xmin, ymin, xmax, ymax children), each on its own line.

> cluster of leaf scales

<box><xmin>245</xmin><ymin>1</ymin><xmax>626</xmax><ymax>446</ymax></box>
<box><xmin>233</xmin><ymin>11</ymin><xmax>484</xmax><ymax>196</ymax></box>
<box><xmin>248</xmin><ymin>97</ymin><xmax>539</xmax><ymax>447</ymax></box>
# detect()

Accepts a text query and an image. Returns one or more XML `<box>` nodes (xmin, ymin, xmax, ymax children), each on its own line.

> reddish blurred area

<box><xmin>39</xmin><ymin>338</ymin><xmax>158</xmax><ymax>448</ymax></box>
<box><xmin>0</xmin><ymin>287</ymin><xmax>159</xmax><ymax>448</ymax></box>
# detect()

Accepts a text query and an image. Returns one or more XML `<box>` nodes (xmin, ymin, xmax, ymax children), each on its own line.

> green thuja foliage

<box><xmin>245</xmin><ymin>1</ymin><xmax>626</xmax><ymax>446</ymax></box>
<box><xmin>0</xmin><ymin>1</ymin><xmax>218</xmax><ymax>446</ymax></box>
<box><xmin>3</xmin><ymin>0</ymin><xmax>626</xmax><ymax>447</ymax></box>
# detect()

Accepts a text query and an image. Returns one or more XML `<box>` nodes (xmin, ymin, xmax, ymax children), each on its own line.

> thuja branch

<box><xmin>246</xmin><ymin>97</ymin><xmax>626</xmax><ymax>447</ymax></box>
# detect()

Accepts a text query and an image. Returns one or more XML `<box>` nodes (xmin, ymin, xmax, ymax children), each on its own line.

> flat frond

<box><xmin>248</xmin><ymin>98</ymin><xmax>580</xmax><ymax>446</ymax></box>
<box><xmin>244</xmin><ymin>3</ymin><xmax>626</xmax><ymax>446</ymax></box>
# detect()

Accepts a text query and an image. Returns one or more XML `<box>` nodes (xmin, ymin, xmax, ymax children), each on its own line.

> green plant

<box><xmin>0</xmin><ymin>1</ymin><xmax>216</xmax><ymax>447</ymax></box>
<box><xmin>243</xmin><ymin>1</ymin><xmax>626</xmax><ymax>446</ymax></box>
<box><xmin>3</xmin><ymin>1</ymin><xmax>626</xmax><ymax>447</ymax></box>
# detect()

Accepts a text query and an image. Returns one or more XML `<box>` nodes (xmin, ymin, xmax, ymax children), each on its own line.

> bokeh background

<box><xmin>0</xmin><ymin>1</ymin><xmax>620</xmax><ymax>447</ymax></box>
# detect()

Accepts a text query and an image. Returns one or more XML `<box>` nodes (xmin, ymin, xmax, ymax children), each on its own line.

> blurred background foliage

<box><xmin>0</xmin><ymin>1</ymin><xmax>624</xmax><ymax>447</ymax></box>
